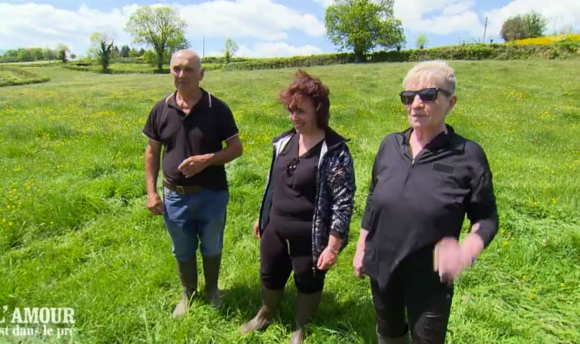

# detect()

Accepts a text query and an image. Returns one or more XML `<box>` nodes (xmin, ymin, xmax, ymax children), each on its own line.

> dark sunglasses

<box><xmin>286</xmin><ymin>157</ymin><xmax>299</xmax><ymax>177</ymax></box>
<box><xmin>399</xmin><ymin>88</ymin><xmax>452</xmax><ymax>105</ymax></box>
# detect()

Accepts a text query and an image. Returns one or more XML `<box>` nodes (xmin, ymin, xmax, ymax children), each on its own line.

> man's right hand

<box><xmin>148</xmin><ymin>192</ymin><xmax>164</xmax><ymax>215</ymax></box>
<box><xmin>253</xmin><ymin>220</ymin><xmax>260</xmax><ymax>238</ymax></box>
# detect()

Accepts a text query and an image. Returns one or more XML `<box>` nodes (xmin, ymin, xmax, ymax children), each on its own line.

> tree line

<box><xmin>0</xmin><ymin>45</ymin><xmax>147</xmax><ymax>64</ymax></box>
<box><xmin>2</xmin><ymin>2</ymin><xmax>577</xmax><ymax>68</ymax></box>
<box><xmin>0</xmin><ymin>44</ymin><xmax>69</xmax><ymax>64</ymax></box>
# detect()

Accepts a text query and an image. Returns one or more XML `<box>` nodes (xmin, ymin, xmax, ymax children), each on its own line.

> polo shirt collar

<box><xmin>166</xmin><ymin>87</ymin><xmax>211</xmax><ymax>110</ymax></box>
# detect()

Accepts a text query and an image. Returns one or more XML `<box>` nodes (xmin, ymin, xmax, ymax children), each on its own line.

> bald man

<box><xmin>142</xmin><ymin>49</ymin><xmax>243</xmax><ymax>318</ymax></box>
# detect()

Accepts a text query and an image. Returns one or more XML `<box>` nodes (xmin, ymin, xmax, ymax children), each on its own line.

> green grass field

<box><xmin>0</xmin><ymin>60</ymin><xmax>579</xmax><ymax>344</ymax></box>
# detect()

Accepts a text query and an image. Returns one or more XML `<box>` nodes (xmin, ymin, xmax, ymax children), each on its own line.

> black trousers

<box><xmin>260</xmin><ymin>221</ymin><xmax>327</xmax><ymax>294</ymax></box>
<box><xmin>370</xmin><ymin>250</ymin><xmax>454</xmax><ymax>344</ymax></box>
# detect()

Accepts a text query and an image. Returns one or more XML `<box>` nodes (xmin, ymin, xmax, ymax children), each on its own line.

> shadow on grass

<box><xmin>217</xmin><ymin>281</ymin><xmax>378</xmax><ymax>343</ymax></box>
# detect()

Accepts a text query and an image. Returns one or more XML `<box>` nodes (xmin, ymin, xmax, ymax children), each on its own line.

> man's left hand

<box><xmin>178</xmin><ymin>155</ymin><xmax>211</xmax><ymax>178</ymax></box>
<box><xmin>317</xmin><ymin>247</ymin><xmax>338</xmax><ymax>270</ymax></box>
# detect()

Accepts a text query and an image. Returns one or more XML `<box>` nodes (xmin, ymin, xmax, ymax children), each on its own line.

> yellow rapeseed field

<box><xmin>511</xmin><ymin>33</ymin><xmax>580</xmax><ymax>45</ymax></box>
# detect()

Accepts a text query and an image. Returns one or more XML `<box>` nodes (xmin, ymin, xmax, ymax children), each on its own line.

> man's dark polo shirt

<box><xmin>142</xmin><ymin>88</ymin><xmax>239</xmax><ymax>191</ymax></box>
<box><xmin>361</xmin><ymin>124</ymin><xmax>498</xmax><ymax>290</ymax></box>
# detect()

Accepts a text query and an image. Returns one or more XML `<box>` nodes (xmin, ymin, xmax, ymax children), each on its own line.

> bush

<box><xmin>219</xmin><ymin>43</ymin><xmax>579</xmax><ymax>72</ymax></box>
<box><xmin>222</xmin><ymin>53</ymin><xmax>356</xmax><ymax>71</ymax></box>
<box><xmin>62</xmin><ymin>64</ymin><xmax>170</xmax><ymax>74</ymax></box>
<box><xmin>0</xmin><ymin>66</ymin><xmax>50</xmax><ymax>87</ymax></box>
<box><xmin>114</xmin><ymin>57</ymin><xmax>146</xmax><ymax>64</ymax></box>
<box><xmin>201</xmin><ymin>56</ymin><xmax>251</xmax><ymax>64</ymax></box>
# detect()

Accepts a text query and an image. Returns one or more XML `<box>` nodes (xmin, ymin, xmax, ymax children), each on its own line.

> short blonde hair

<box><xmin>403</xmin><ymin>60</ymin><xmax>456</xmax><ymax>94</ymax></box>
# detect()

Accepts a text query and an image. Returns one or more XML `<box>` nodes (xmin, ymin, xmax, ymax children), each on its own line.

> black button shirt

<box><xmin>361</xmin><ymin>125</ymin><xmax>498</xmax><ymax>289</ymax></box>
<box><xmin>142</xmin><ymin>88</ymin><xmax>239</xmax><ymax>190</ymax></box>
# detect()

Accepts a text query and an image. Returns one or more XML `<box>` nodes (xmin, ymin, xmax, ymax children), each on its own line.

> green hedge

<box><xmin>221</xmin><ymin>42</ymin><xmax>580</xmax><ymax>71</ymax></box>
<box><xmin>0</xmin><ymin>61</ymin><xmax>62</xmax><ymax>67</ymax></box>
<box><xmin>221</xmin><ymin>53</ymin><xmax>355</xmax><ymax>71</ymax></box>
<box><xmin>63</xmin><ymin>64</ymin><xmax>170</xmax><ymax>74</ymax></box>
<box><xmin>113</xmin><ymin>57</ymin><xmax>146</xmax><ymax>64</ymax></box>
<box><xmin>62</xmin><ymin>62</ymin><xmax>223</xmax><ymax>74</ymax></box>
<box><xmin>60</xmin><ymin>42</ymin><xmax>580</xmax><ymax>75</ymax></box>
<box><xmin>0</xmin><ymin>66</ymin><xmax>50</xmax><ymax>87</ymax></box>
<box><xmin>201</xmin><ymin>56</ymin><xmax>253</xmax><ymax>64</ymax></box>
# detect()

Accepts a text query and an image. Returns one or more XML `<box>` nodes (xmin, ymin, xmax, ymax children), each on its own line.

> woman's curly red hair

<box><xmin>278</xmin><ymin>69</ymin><xmax>330</xmax><ymax>130</ymax></box>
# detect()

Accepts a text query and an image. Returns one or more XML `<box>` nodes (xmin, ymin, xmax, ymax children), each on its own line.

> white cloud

<box><xmin>442</xmin><ymin>1</ymin><xmax>475</xmax><ymax>15</ymax></box>
<box><xmin>177</xmin><ymin>0</ymin><xmax>325</xmax><ymax>40</ymax></box>
<box><xmin>208</xmin><ymin>42</ymin><xmax>323</xmax><ymax>58</ymax></box>
<box><xmin>312</xmin><ymin>0</ymin><xmax>579</xmax><ymax>41</ymax></box>
<box><xmin>393</xmin><ymin>0</ymin><xmax>484</xmax><ymax>38</ymax></box>
<box><xmin>312</xmin><ymin>0</ymin><xmax>335</xmax><ymax>6</ymax></box>
<box><xmin>483</xmin><ymin>0</ymin><xmax>580</xmax><ymax>40</ymax></box>
<box><xmin>0</xmin><ymin>1</ymin><xmax>325</xmax><ymax>55</ymax></box>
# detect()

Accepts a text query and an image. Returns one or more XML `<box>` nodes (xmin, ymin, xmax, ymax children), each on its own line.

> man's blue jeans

<box><xmin>162</xmin><ymin>187</ymin><xmax>229</xmax><ymax>261</ymax></box>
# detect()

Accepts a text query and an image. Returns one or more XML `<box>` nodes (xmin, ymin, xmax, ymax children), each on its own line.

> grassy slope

<box><xmin>0</xmin><ymin>61</ymin><xmax>579</xmax><ymax>344</ymax></box>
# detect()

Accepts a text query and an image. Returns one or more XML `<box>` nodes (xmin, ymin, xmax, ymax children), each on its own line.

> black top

<box><xmin>270</xmin><ymin>133</ymin><xmax>323</xmax><ymax>225</ymax></box>
<box><xmin>142</xmin><ymin>88</ymin><xmax>239</xmax><ymax>190</ymax></box>
<box><xmin>361</xmin><ymin>125</ymin><xmax>498</xmax><ymax>289</ymax></box>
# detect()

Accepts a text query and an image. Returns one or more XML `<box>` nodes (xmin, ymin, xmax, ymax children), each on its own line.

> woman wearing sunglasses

<box><xmin>353</xmin><ymin>60</ymin><xmax>499</xmax><ymax>344</ymax></box>
<box><xmin>241</xmin><ymin>69</ymin><xmax>356</xmax><ymax>344</ymax></box>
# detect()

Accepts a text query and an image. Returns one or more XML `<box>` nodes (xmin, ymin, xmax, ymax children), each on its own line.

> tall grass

<box><xmin>0</xmin><ymin>60</ymin><xmax>579</xmax><ymax>343</ymax></box>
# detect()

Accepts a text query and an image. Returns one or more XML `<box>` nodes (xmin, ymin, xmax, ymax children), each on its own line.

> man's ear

<box><xmin>199</xmin><ymin>68</ymin><xmax>205</xmax><ymax>81</ymax></box>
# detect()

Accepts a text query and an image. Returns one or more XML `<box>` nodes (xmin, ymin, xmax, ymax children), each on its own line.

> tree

<box><xmin>500</xmin><ymin>15</ymin><xmax>528</xmax><ymax>42</ymax></box>
<box><xmin>120</xmin><ymin>45</ymin><xmax>130</xmax><ymax>58</ymax></box>
<box><xmin>223</xmin><ymin>38</ymin><xmax>239</xmax><ymax>64</ymax></box>
<box><xmin>44</xmin><ymin>47</ymin><xmax>57</xmax><ymax>62</ymax></box>
<box><xmin>56</xmin><ymin>43</ymin><xmax>70</xmax><ymax>63</ymax></box>
<box><xmin>522</xmin><ymin>11</ymin><xmax>547</xmax><ymax>38</ymax></box>
<box><xmin>325</xmin><ymin>0</ymin><xmax>405</xmax><ymax>62</ymax></box>
<box><xmin>125</xmin><ymin>5</ymin><xmax>190</xmax><ymax>71</ymax></box>
<box><xmin>500</xmin><ymin>12</ymin><xmax>548</xmax><ymax>42</ymax></box>
<box><xmin>111</xmin><ymin>45</ymin><xmax>120</xmax><ymax>60</ymax></box>
<box><xmin>90</xmin><ymin>32</ymin><xmax>114</xmax><ymax>71</ymax></box>
<box><xmin>416</xmin><ymin>34</ymin><xmax>429</xmax><ymax>49</ymax></box>
<box><xmin>97</xmin><ymin>41</ymin><xmax>114</xmax><ymax>71</ymax></box>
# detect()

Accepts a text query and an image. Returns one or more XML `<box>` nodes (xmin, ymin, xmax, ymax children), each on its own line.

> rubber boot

<box><xmin>289</xmin><ymin>291</ymin><xmax>322</xmax><ymax>344</ymax></box>
<box><xmin>240</xmin><ymin>287</ymin><xmax>285</xmax><ymax>334</ymax></box>
<box><xmin>377</xmin><ymin>325</ymin><xmax>411</xmax><ymax>344</ymax></box>
<box><xmin>203</xmin><ymin>253</ymin><xmax>222</xmax><ymax>308</ymax></box>
<box><xmin>172</xmin><ymin>256</ymin><xmax>198</xmax><ymax>319</ymax></box>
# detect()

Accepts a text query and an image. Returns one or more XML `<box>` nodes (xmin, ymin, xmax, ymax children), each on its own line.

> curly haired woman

<box><xmin>240</xmin><ymin>69</ymin><xmax>356</xmax><ymax>344</ymax></box>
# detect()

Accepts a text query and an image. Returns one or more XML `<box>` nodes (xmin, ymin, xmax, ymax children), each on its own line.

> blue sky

<box><xmin>0</xmin><ymin>0</ymin><xmax>578</xmax><ymax>58</ymax></box>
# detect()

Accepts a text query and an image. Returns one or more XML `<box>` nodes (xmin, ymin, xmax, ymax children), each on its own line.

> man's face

<box><xmin>170</xmin><ymin>56</ymin><xmax>203</xmax><ymax>92</ymax></box>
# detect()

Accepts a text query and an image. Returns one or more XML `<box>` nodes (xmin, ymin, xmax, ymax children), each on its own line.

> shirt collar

<box><xmin>166</xmin><ymin>87</ymin><xmax>210</xmax><ymax>110</ymax></box>
<box><xmin>401</xmin><ymin>124</ymin><xmax>455</xmax><ymax>150</ymax></box>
